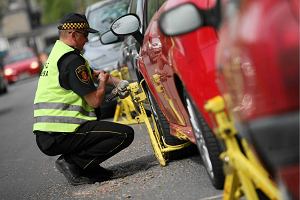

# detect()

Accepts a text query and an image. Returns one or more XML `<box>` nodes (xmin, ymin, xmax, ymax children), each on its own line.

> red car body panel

<box><xmin>216</xmin><ymin>0</ymin><xmax>299</xmax><ymax>198</ymax></box>
<box><xmin>138</xmin><ymin>0</ymin><xmax>220</xmax><ymax>143</ymax></box>
<box><xmin>216</xmin><ymin>0</ymin><xmax>299</xmax><ymax>121</ymax></box>
<box><xmin>170</xmin><ymin>27</ymin><xmax>219</xmax><ymax>129</ymax></box>
<box><xmin>139</xmin><ymin>13</ymin><xmax>194</xmax><ymax>142</ymax></box>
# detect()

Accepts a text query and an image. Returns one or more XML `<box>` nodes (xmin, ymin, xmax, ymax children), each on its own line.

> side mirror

<box><xmin>100</xmin><ymin>30</ymin><xmax>124</xmax><ymax>45</ymax></box>
<box><xmin>159</xmin><ymin>2</ymin><xmax>221</xmax><ymax>36</ymax></box>
<box><xmin>110</xmin><ymin>14</ymin><xmax>144</xmax><ymax>44</ymax></box>
<box><xmin>111</xmin><ymin>14</ymin><xmax>141</xmax><ymax>36</ymax></box>
<box><xmin>159</xmin><ymin>3</ymin><xmax>202</xmax><ymax>36</ymax></box>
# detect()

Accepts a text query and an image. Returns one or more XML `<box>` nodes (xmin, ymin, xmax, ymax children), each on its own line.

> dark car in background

<box><xmin>3</xmin><ymin>47</ymin><xmax>42</xmax><ymax>84</ymax></box>
<box><xmin>0</xmin><ymin>65</ymin><xmax>8</xmax><ymax>94</ymax></box>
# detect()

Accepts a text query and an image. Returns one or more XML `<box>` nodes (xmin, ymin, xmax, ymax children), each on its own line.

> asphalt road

<box><xmin>0</xmin><ymin>77</ymin><xmax>222</xmax><ymax>200</ymax></box>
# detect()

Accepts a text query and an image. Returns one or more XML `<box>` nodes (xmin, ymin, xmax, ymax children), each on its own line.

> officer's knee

<box><xmin>127</xmin><ymin>127</ymin><xmax>134</xmax><ymax>143</ymax></box>
<box><xmin>122</xmin><ymin>126</ymin><xmax>134</xmax><ymax>146</ymax></box>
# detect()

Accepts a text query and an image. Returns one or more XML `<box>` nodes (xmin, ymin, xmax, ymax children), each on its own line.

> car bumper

<box><xmin>243</xmin><ymin>111</ymin><xmax>299</xmax><ymax>172</ymax></box>
<box><xmin>5</xmin><ymin>68</ymin><xmax>40</xmax><ymax>83</ymax></box>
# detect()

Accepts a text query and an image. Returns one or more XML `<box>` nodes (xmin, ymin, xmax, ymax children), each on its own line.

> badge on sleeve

<box><xmin>75</xmin><ymin>65</ymin><xmax>90</xmax><ymax>84</ymax></box>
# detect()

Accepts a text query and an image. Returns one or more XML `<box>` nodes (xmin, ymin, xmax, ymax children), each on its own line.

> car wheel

<box><xmin>2</xmin><ymin>86</ymin><xmax>7</xmax><ymax>93</ymax></box>
<box><xmin>0</xmin><ymin>81</ymin><xmax>8</xmax><ymax>94</ymax></box>
<box><xmin>145</xmin><ymin>85</ymin><xmax>186</xmax><ymax>146</ymax></box>
<box><xmin>184</xmin><ymin>89</ymin><xmax>225</xmax><ymax>189</ymax></box>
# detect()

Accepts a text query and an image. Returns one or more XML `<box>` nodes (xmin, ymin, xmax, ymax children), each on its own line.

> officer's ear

<box><xmin>70</xmin><ymin>31</ymin><xmax>77</xmax><ymax>39</ymax></box>
<box><xmin>60</xmin><ymin>30</ymin><xmax>75</xmax><ymax>40</ymax></box>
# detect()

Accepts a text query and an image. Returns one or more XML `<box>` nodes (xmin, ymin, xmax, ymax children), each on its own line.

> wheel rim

<box><xmin>186</xmin><ymin>97</ymin><xmax>214</xmax><ymax>179</ymax></box>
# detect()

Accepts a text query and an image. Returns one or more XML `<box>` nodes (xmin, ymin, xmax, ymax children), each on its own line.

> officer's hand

<box><xmin>98</xmin><ymin>71</ymin><xmax>109</xmax><ymax>83</ymax></box>
<box><xmin>93</xmin><ymin>70</ymin><xmax>104</xmax><ymax>78</ymax></box>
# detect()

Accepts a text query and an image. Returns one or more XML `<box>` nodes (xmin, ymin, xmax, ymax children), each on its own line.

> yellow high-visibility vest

<box><xmin>33</xmin><ymin>40</ymin><xmax>96</xmax><ymax>133</ymax></box>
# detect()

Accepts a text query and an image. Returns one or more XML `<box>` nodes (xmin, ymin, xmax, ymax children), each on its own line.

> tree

<box><xmin>0</xmin><ymin>1</ymin><xmax>9</xmax><ymax>21</ymax></box>
<box><xmin>37</xmin><ymin>0</ymin><xmax>102</xmax><ymax>25</ymax></box>
<box><xmin>37</xmin><ymin>0</ymin><xmax>74</xmax><ymax>24</ymax></box>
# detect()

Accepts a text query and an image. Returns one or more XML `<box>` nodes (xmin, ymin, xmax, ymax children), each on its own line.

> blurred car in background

<box><xmin>3</xmin><ymin>47</ymin><xmax>42</xmax><ymax>84</ymax></box>
<box><xmin>105</xmin><ymin>0</ymin><xmax>225</xmax><ymax>189</ymax></box>
<box><xmin>84</xmin><ymin>0</ymin><xmax>130</xmax><ymax>72</ymax></box>
<box><xmin>216</xmin><ymin>0</ymin><xmax>299</xmax><ymax>199</ymax></box>
<box><xmin>84</xmin><ymin>0</ymin><xmax>130</xmax><ymax>118</ymax></box>
<box><xmin>39</xmin><ymin>43</ymin><xmax>54</xmax><ymax>65</ymax></box>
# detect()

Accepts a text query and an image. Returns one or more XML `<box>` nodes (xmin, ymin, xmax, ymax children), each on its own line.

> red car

<box><xmin>108</xmin><ymin>0</ymin><xmax>224</xmax><ymax>189</ymax></box>
<box><xmin>3</xmin><ymin>47</ymin><xmax>41</xmax><ymax>83</ymax></box>
<box><xmin>157</xmin><ymin>0</ymin><xmax>299</xmax><ymax>198</ymax></box>
<box><xmin>216</xmin><ymin>0</ymin><xmax>299</xmax><ymax>199</ymax></box>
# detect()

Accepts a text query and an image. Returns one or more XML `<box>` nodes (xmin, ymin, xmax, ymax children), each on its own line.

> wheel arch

<box><xmin>173</xmin><ymin>74</ymin><xmax>186</xmax><ymax>107</ymax></box>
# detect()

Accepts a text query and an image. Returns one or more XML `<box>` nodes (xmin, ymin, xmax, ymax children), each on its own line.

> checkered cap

<box><xmin>57</xmin><ymin>13</ymin><xmax>98</xmax><ymax>33</ymax></box>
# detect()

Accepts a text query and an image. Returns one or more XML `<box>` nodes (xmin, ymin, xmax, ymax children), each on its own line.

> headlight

<box><xmin>30</xmin><ymin>61</ymin><xmax>39</xmax><ymax>69</ymax></box>
<box><xmin>4</xmin><ymin>68</ymin><xmax>14</xmax><ymax>76</ymax></box>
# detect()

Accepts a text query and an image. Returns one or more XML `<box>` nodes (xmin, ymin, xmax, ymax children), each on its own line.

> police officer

<box><xmin>33</xmin><ymin>13</ymin><xmax>134</xmax><ymax>186</ymax></box>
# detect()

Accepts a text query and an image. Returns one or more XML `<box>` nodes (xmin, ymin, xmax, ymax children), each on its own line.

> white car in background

<box><xmin>83</xmin><ymin>0</ymin><xmax>130</xmax><ymax>118</ymax></box>
<box><xmin>84</xmin><ymin>0</ymin><xmax>130</xmax><ymax>72</ymax></box>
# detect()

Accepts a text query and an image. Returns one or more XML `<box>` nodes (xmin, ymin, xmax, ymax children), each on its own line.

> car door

<box><xmin>139</xmin><ymin>0</ymin><xmax>189</xmax><ymax>127</ymax></box>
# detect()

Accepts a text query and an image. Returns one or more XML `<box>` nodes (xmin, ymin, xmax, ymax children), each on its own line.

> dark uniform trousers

<box><xmin>35</xmin><ymin>120</ymin><xmax>134</xmax><ymax>169</ymax></box>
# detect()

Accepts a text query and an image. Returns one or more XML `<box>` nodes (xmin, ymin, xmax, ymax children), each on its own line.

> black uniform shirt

<box><xmin>57</xmin><ymin>50</ymin><xmax>97</xmax><ymax>97</ymax></box>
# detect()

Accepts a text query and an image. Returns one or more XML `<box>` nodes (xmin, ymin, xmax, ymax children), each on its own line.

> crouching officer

<box><xmin>33</xmin><ymin>13</ymin><xmax>134</xmax><ymax>186</ymax></box>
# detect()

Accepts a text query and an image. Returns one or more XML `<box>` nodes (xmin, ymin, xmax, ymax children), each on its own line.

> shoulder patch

<box><xmin>75</xmin><ymin>65</ymin><xmax>90</xmax><ymax>84</ymax></box>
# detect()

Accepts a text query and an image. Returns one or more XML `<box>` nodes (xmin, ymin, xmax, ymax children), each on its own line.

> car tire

<box><xmin>183</xmin><ymin>89</ymin><xmax>225</xmax><ymax>189</ymax></box>
<box><xmin>145</xmin><ymin>85</ymin><xmax>186</xmax><ymax>146</ymax></box>
<box><xmin>0</xmin><ymin>81</ymin><xmax>8</xmax><ymax>94</ymax></box>
<box><xmin>1</xmin><ymin>86</ymin><xmax>7</xmax><ymax>94</ymax></box>
<box><xmin>3</xmin><ymin>86</ymin><xmax>7</xmax><ymax>93</ymax></box>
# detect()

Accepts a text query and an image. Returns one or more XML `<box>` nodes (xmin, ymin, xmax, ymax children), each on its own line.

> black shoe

<box><xmin>83</xmin><ymin>165</ymin><xmax>114</xmax><ymax>182</ymax></box>
<box><xmin>55</xmin><ymin>156</ymin><xmax>93</xmax><ymax>186</ymax></box>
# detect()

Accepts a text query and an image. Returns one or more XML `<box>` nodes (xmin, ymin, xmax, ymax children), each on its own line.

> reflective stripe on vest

<box><xmin>34</xmin><ymin>102</ymin><xmax>96</xmax><ymax>117</ymax></box>
<box><xmin>34</xmin><ymin>116</ymin><xmax>88</xmax><ymax>124</ymax></box>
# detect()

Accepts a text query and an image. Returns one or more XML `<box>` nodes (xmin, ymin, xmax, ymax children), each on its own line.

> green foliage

<box><xmin>36</xmin><ymin>0</ymin><xmax>102</xmax><ymax>25</ymax></box>
<box><xmin>0</xmin><ymin>0</ymin><xmax>102</xmax><ymax>24</ymax></box>
<box><xmin>37</xmin><ymin>0</ymin><xmax>75</xmax><ymax>24</ymax></box>
<box><xmin>0</xmin><ymin>1</ymin><xmax>9</xmax><ymax>19</ymax></box>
